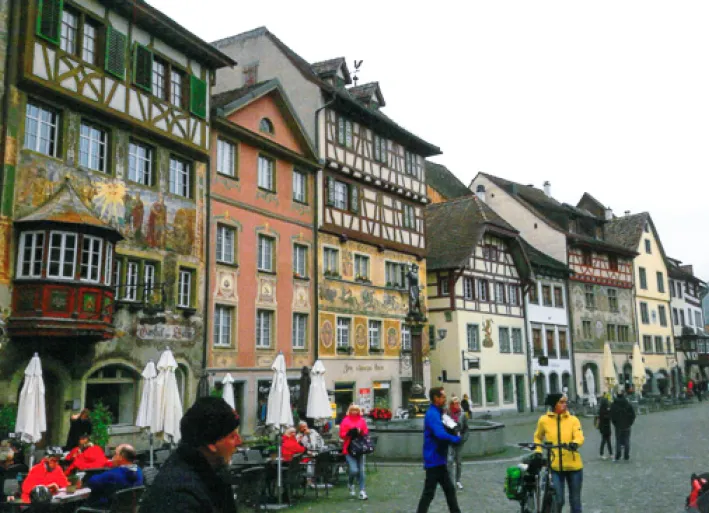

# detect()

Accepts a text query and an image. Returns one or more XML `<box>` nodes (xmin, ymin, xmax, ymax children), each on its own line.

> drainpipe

<box><xmin>522</xmin><ymin>280</ymin><xmax>534</xmax><ymax>412</ymax></box>
<box><xmin>312</xmin><ymin>94</ymin><xmax>336</xmax><ymax>362</ymax></box>
<box><xmin>199</xmin><ymin>135</ymin><xmax>213</xmax><ymax>398</ymax></box>
<box><xmin>564</xmin><ymin>272</ymin><xmax>578</xmax><ymax>403</ymax></box>
<box><xmin>0</xmin><ymin>0</ymin><xmax>19</xmax><ymax>214</ymax></box>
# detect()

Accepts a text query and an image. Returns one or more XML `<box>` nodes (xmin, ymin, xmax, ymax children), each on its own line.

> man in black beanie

<box><xmin>140</xmin><ymin>397</ymin><xmax>241</xmax><ymax>513</ymax></box>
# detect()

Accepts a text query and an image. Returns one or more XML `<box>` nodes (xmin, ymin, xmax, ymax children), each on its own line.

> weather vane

<box><xmin>352</xmin><ymin>60</ymin><xmax>363</xmax><ymax>86</ymax></box>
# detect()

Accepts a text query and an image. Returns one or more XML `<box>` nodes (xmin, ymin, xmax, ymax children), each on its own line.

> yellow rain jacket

<box><xmin>533</xmin><ymin>411</ymin><xmax>584</xmax><ymax>472</ymax></box>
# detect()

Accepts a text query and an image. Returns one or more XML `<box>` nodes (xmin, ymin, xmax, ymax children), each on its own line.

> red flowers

<box><xmin>370</xmin><ymin>407</ymin><xmax>392</xmax><ymax>420</ymax></box>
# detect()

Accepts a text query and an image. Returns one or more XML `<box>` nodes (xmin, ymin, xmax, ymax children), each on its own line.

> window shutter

<box><xmin>349</xmin><ymin>184</ymin><xmax>359</xmax><ymax>214</ymax></box>
<box><xmin>190</xmin><ymin>75</ymin><xmax>208</xmax><ymax>119</ymax></box>
<box><xmin>429</xmin><ymin>325</ymin><xmax>436</xmax><ymax>350</ymax></box>
<box><xmin>327</xmin><ymin>177</ymin><xmax>335</xmax><ymax>206</ymax></box>
<box><xmin>132</xmin><ymin>43</ymin><xmax>153</xmax><ymax>92</ymax></box>
<box><xmin>36</xmin><ymin>0</ymin><xmax>63</xmax><ymax>44</ymax></box>
<box><xmin>104</xmin><ymin>27</ymin><xmax>127</xmax><ymax>79</ymax></box>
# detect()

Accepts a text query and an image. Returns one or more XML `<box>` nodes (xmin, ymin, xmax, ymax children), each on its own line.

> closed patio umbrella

<box><xmin>632</xmin><ymin>343</ymin><xmax>647</xmax><ymax>396</ymax></box>
<box><xmin>136</xmin><ymin>360</ymin><xmax>157</xmax><ymax>466</ymax></box>
<box><xmin>585</xmin><ymin>367</ymin><xmax>597</xmax><ymax>408</ymax></box>
<box><xmin>306</xmin><ymin>360</ymin><xmax>331</xmax><ymax>420</ymax></box>
<box><xmin>266</xmin><ymin>353</ymin><xmax>292</xmax><ymax>507</ymax></box>
<box><xmin>153</xmin><ymin>348</ymin><xmax>183</xmax><ymax>444</ymax></box>
<box><xmin>222</xmin><ymin>373</ymin><xmax>236</xmax><ymax>410</ymax></box>
<box><xmin>16</xmin><ymin>353</ymin><xmax>46</xmax><ymax>466</ymax></box>
<box><xmin>602</xmin><ymin>342</ymin><xmax>617</xmax><ymax>394</ymax></box>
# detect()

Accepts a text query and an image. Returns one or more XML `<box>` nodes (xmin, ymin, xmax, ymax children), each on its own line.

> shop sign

<box><xmin>136</xmin><ymin>323</ymin><xmax>195</xmax><ymax>341</ymax></box>
<box><xmin>358</xmin><ymin>388</ymin><xmax>373</xmax><ymax>411</ymax></box>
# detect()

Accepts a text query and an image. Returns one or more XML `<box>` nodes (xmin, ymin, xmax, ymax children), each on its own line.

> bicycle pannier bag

<box><xmin>504</xmin><ymin>466</ymin><xmax>524</xmax><ymax>500</ymax></box>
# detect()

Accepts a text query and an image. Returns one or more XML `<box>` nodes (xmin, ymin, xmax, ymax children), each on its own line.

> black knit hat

<box><xmin>545</xmin><ymin>393</ymin><xmax>564</xmax><ymax>409</ymax></box>
<box><xmin>180</xmin><ymin>397</ymin><xmax>240</xmax><ymax>447</ymax></box>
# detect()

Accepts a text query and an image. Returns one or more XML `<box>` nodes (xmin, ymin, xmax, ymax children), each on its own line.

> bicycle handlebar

<box><xmin>517</xmin><ymin>442</ymin><xmax>578</xmax><ymax>451</ymax></box>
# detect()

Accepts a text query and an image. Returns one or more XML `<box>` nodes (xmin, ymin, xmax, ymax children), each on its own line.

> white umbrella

<box><xmin>136</xmin><ymin>360</ymin><xmax>157</xmax><ymax>466</ymax></box>
<box><xmin>585</xmin><ymin>368</ymin><xmax>597</xmax><ymax>408</ymax></box>
<box><xmin>153</xmin><ymin>349</ymin><xmax>183</xmax><ymax>444</ymax></box>
<box><xmin>222</xmin><ymin>373</ymin><xmax>236</xmax><ymax>410</ymax></box>
<box><xmin>306</xmin><ymin>360</ymin><xmax>331</xmax><ymax>419</ymax></box>
<box><xmin>266</xmin><ymin>353</ymin><xmax>292</xmax><ymax>507</ymax></box>
<box><xmin>632</xmin><ymin>343</ymin><xmax>647</xmax><ymax>397</ymax></box>
<box><xmin>602</xmin><ymin>342</ymin><xmax>617</xmax><ymax>393</ymax></box>
<box><xmin>16</xmin><ymin>353</ymin><xmax>46</xmax><ymax>467</ymax></box>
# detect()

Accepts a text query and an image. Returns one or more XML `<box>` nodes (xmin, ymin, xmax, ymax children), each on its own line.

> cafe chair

<box><xmin>282</xmin><ymin>454</ymin><xmax>307</xmax><ymax>505</ymax></box>
<box><xmin>232</xmin><ymin>465</ymin><xmax>266</xmax><ymax>512</ymax></box>
<box><xmin>308</xmin><ymin>451</ymin><xmax>334</xmax><ymax>499</ymax></box>
<box><xmin>245</xmin><ymin>450</ymin><xmax>263</xmax><ymax>463</ymax></box>
<box><xmin>75</xmin><ymin>485</ymin><xmax>145</xmax><ymax>513</ymax></box>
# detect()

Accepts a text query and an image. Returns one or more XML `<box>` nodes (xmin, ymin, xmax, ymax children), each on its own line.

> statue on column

<box><xmin>407</xmin><ymin>264</ymin><xmax>422</xmax><ymax>318</ymax></box>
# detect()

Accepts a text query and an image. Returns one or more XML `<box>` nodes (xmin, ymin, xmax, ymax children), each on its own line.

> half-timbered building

<box><xmin>425</xmin><ymin>195</ymin><xmax>532</xmax><ymax>413</ymax></box>
<box><xmin>0</xmin><ymin>0</ymin><xmax>234</xmax><ymax>447</ymax></box>
<box><xmin>471</xmin><ymin>174</ymin><xmax>637</xmax><ymax>401</ymax></box>
<box><xmin>213</xmin><ymin>27</ymin><xmax>441</xmax><ymax>420</ymax></box>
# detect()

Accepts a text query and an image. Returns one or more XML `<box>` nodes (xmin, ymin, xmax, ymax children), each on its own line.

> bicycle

<box><xmin>513</xmin><ymin>441</ymin><xmax>578</xmax><ymax>513</ymax></box>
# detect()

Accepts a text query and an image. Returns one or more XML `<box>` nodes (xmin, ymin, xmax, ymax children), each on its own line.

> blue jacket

<box><xmin>422</xmin><ymin>404</ymin><xmax>460</xmax><ymax>468</ymax></box>
<box><xmin>86</xmin><ymin>464</ymin><xmax>144</xmax><ymax>505</ymax></box>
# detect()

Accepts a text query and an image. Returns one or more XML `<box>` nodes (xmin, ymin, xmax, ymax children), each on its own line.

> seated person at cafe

<box><xmin>0</xmin><ymin>446</ymin><xmax>14</xmax><ymax>502</ymax></box>
<box><xmin>65</xmin><ymin>434</ymin><xmax>109</xmax><ymax>475</ymax></box>
<box><xmin>21</xmin><ymin>448</ymin><xmax>69</xmax><ymax>503</ymax></box>
<box><xmin>85</xmin><ymin>444</ymin><xmax>143</xmax><ymax>506</ymax></box>
<box><xmin>296</xmin><ymin>421</ymin><xmax>324</xmax><ymax>452</ymax></box>
<box><xmin>282</xmin><ymin>427</ymin><xmax>306</xmax><ymax>462</ymax></box>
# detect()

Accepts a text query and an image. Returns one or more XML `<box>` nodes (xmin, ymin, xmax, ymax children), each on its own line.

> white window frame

<box><xmin>214</xmin><ymin>305</ymin><xmax>233</xmax><ymax>347</ymax></box>
<box><xmin>170</xmin><ymin>69</ymin><xmax>183</xmax><ymax>107</ymax></box>
<box><xmin>292</xmin><ymin>313</ymin><xmax>307</xmax><ymax>350</ymax></box>
<box><xmin>495</xmin><ymin>282</ymin><xmax>506</xmax><ymax>304</ymax></box>
<box><xmin>509</xmin><ymin>284</ymin><xmax>519</xmax><ymax>306</ymax></box>
<box><xmin>499</xmin><ymin>327</ymin><xmax>511</xmax><ymax>353</ymax></box>
<box><xmin>368</xmin><ymin>320</ymin><xmax>382</xmax><ymax>349</ymax></box>
<box><xmin>257</xmin><ymin>155</ymin><xmax>275</xmax><ymax>191</ymax></box>
<box><xmin>385</xmin><ymin>261</ymin><xmax>407</xmax><ymax>288</ymax></box>
<box><xmin>512</xmin><ymin>328</ymin><xmax>523</xmax><ymax>353</ymax></box>
<box><xmin>256</xmin><ymin>309</ymin><xmax>273</xmax><ymax>348</ymax></box>
<box><xmin>354</xmin><ymin>254</ymin><xmax>369</xmax><ymax>280</ymax></box>
<box><xmin>60</xmin><ymin>9</ymin><xmax>78</xmax><ymax>54</ymax></box>
<box><xmin>153</xmin><ymin>59</ymin><xmax>166</xmax><ymax>99</ymax></box>
<box><xmin>144</xmin><ymin>262</ymin><xmax>156</xmax><ymax>300</ymax></box>
<box><xmin>463</xmin><ymin>277</ymin><xmax>474</xmax><ymax>300</ymax></box>
<box><xmin>401</xmin><ymin>324</ymin><xmax>411</xmax><ymax>351</ymax></box>
<box><xmin>124</xmin><ymin>261</ymin><xmax>139</xmax><ymax>301</ymax></box>
<box><xmin>478</xmin><ymin>280</ymin><xmax>489</xmax><ymax>301</ymax></box>
<box><xmin>324</xmin><ymin>247</ymin><xmax>339</xmax><ymax>274</ymax></box>
<box><xmin>169</xmin><ymin>156</ymin><xmax>191</xmax><ymax>198</ymax></box>
<box><xmin>217</xmin><ymin>139</ymin><xmax>236</xmax><ymax>177</ymax></box>
<box><xmin>177</xmin><ymin>269</ymin><xmax>193</xmax><ymax>308</ymax></box>
<box><xmin>80</xmin><ymin>235</ymin><xmax>103</xmax><ymax>283</ymax></box>
<box><xmin>113</xmin><ymin>259</ymin><xmax>121</xmax><ymax>296</ymax></box>
<box><xmin>128</xmin><ymin>141</ymin><xmax>153</xmax><ymax>186</ymax></box>
<box><xmin>440</xmin><ymin>277</ymin><xmax>449</xmax><ymax>296</ymax></box>
<box><xmin>403</xmin><ymin>204</ymin><xmax>416</xmax><ymax>229</ymax></box>
<box><xmin>293</xmin><ymin>170</ymin><xmax>307</xmax><ymax>203</ymax></box>
<box><xmin>467</xmin><ymin>323</ymin><xmax>480</xmax><ymax>352</ymax></box>
<box><xmin>79</xmin><ymin>121</ymin><xmax>108</xmax><ymax>173</ymax></box>
<box><xmin>24</xmin><ymin>102</ymin><xmax>58</xmax><ymax>157</ymax></box>
<box><xmin>17</xmin><ymin>231</ymin><xmax>45</xmax><ymax>278</ymax></box>
<box><xmin>216</xmin><ymin>225</ymin><xmax>236</xmax><ymax>264</ymax></box>
<box><xmin>333</xmin><ymin>181</ymin><xmax>348</xmax><ymax>210</ymax></box>
<box><xmin>293</xmin><ymin>244</ymin><xmax>307</xmax><ymax>277</ymax></box>
<box><xmin>82</xmin><ymin>20</ymin><xmax>97</xmax><ymax>64</ymax></box>
<box><xmin>47</xmin><ymin>231</ymin><xmax>77</xmax><ymax>280</ymax></box>
<box><xmin>257</xmin><ymin>235</ymin><xmax>274</xmax><ymax>272</ymax></box>
<box><xmin>103</xmin><ymin>242</ymin><xmax>113</xmax><ymax>286</ymax></box>
<box><xmin>336</xmin><ymin>317</ymin><xmax>351</xmax><ymax>349</ymax></box>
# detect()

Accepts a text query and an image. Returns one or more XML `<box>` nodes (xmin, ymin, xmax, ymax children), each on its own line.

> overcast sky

<box><xmin>149</xmin><ymin>0</ymin><xmax>709</xmax><ymax>280</ymax></box>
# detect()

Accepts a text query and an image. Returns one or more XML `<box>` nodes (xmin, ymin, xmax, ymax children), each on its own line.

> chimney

<box><xmin>624</xmin><ymin>210</ymin><xmax>630</xmax><ymax>217</ymax></box>
<box><xmin>604</xmin><ymin>207</ymin><xmax>613</xmax><ymax>221</ymax></box>
<box><xmin>543</xmin><ymin>181</ymin><xmax>551</xmax><ymax>197</ymax></box>
<box><xmin>475</xmin><ymin>184</ymin><xmax>486</xmax><ymax>202</ymax></box>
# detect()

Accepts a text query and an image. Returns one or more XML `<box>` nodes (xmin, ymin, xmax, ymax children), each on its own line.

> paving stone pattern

<box><xmin>273</xmin><ymin>403</ymin><xmax>708</xmax><ymax>513</ymax></box>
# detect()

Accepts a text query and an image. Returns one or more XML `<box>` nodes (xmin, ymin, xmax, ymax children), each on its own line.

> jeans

<box><xmin>416</xmin><ymin>465</ymin><xmax>461</xmax><ymax>513</ymax></box>
<box><xmin>345</xmin><ymin>454</ymin><xmax>366</xmax><ymax>491</ymax></box>
<box><xmin>615</xmin><ymin>429</ymin><xmax>631</xmax><ymax>460</ymax></box>
<box><xmin>599</xmin><ymin>433</ymin><xmax>613</xmax><ymax>456</ymax></box>
<box><xmin>447</xmin><ymin>443</ymin><xmax>464</xmax><ymax>482</ymax></box>
<box><xmin>551</xmin><ymin>469</ymin><xmax>583</xmax><ymax>513</ymax></box>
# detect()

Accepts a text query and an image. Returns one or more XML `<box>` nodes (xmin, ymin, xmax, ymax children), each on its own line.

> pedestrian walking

<box><xmin>416</xmin><ymin>387</ymin><xmax>462</xmax><ymax>513</ymax></box>
<box><xmin>610</xmin><ymin>388</ymin><xmax>636</xmax><ymax>462</ymax></box>
<box><xmin>140</xmin><ymin>397</ymin><xmax>241</xmax><ymax>513</ymax></box>
<box><xmin>460</xmin><ymin>394</ymin><xmax>471</xmax><ymax>419</ymax></box>
<box><xmin>596</xmin><ymin>396</ymin><xmax>613</xmax><ymax>460</ymax></box>
<box><xmin>447</xmin><ymin>397</ymin><xmax>469</xmax><ymax>490</ymax></box>
<box><xmin>339</xmin><ymin>404</ymin><xmax>369</xmax><ymax>500</ymax></box>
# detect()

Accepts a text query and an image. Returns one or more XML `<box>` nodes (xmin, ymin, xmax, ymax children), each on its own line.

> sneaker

<box><xmin>601</xmin><ymin>455</ymin><xmax>608</xmax><ymax>460</ymax></box>
<box><xmin>349</xmin><ymin>485</ymin><xmax>356</xmax><ymax>497</ymax></box>
<box><xmin>456</xmin><ymin>482</ymin><xmax>463</xmax><ymax>490</ymax></box>
<box><xmin>359</xmin><ymin>490</ymin><xmax>368</xmax><ymax>500</ymax></box>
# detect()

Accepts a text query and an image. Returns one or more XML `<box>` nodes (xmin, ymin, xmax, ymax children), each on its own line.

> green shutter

<box><xmin>327</xmin><ymin>177</ymin><xmax>335</xmax><ymax>206</ymax></box>
<box><xmin>132</xmin><ymin>43</ymin><xmax>153</xmax><ymax>92</ymax></box>
<box><xmin>190</xmin><ymin>75</ymin><xmax>207</xmax><ymax>119</ymax></box>
<box><xmin>349</xmin><ymin>184</ymin><xmax>359</xmax><ymax>214</ymax></box>
<box><xmin>429</xmin><ymin>325</ymin><xmax>436</xmax><ymax>350</ymax></box>
<box><xmin>104</xmin><ymin>27</ymin><xmax>127</xmax><ymax>79</ymax></box>
<box><xmin>36</xmin><ymin>0</ymin><xmax>63</xmax><ymax>44</ymax></box>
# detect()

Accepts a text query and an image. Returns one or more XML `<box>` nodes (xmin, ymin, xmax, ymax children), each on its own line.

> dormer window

<box><xmin>260</xmin><ymin>117</ymin><xmax>274</xmax><ymax>135</ymax></box>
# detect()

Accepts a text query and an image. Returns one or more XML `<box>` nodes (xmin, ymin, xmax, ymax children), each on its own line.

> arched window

<box><xmin>549</xmin><ymin>372</ymin><xmax>560</xmax><ymax>393</ymax></box>
<box><xmin>582</xmin><ymin>363</ymin><xmax>599</xmax><ymax>396</ymax></box>
<box><xmin>259</xmin><ymin>118</ymin><xmax>274</xmax><ymax>134</ymax></box>
<box><xmin>85</xmin><ymin>364</ymin><xmax>140</xmax><ymax>425</ymax></box>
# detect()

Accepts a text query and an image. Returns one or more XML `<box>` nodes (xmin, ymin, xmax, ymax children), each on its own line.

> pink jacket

<box><xmin>339</xmin><ymin>414</ymin><xmax>369</xmax><ymax>455</ymax></box>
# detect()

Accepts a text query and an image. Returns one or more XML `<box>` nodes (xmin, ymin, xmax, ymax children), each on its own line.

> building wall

<box><xmin>426</xmin><ymin>185</ymin><xmax>446</xmax><ymax>205</ymax></box>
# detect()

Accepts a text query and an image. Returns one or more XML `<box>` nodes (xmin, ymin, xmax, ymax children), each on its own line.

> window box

<box><xmin>324</xmin><ymin>270</ymin><xmax>341</xmax><ymax>279</ymax></box>
<box><xmin>355</xmin><ymin>275</ymin><xmax>371</xmax><ymax>284</ymax></box>
<box><xmin>369</xmin><ymin>347</ymin><xmax>384</xmax><ymax>354</ymax></box>
<box><xmin>336</xmin><ymin>346</ymin><xmax>353</xmax><ymax>355</ymax></box>
<box><xmin>293</xmin><ymin>272</ymin><xmax>309</xmax><ymax>280</ymax></box>
<box><xmin>179</xmin><ymin>306</ymin><xmax>197</xmax><ymax>318</ymax></box>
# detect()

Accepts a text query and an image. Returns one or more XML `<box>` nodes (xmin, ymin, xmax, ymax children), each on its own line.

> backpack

<box><xmin>348</xmin><ymin>434</ymin><xmax>375</xmax><ymax>456</ymax></box>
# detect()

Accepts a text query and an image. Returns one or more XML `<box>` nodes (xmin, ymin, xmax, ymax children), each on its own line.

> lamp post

<box><xmin>405</xmin><ymin>263</ymin><xmax>434</xmax><ymax>417</ymax></box>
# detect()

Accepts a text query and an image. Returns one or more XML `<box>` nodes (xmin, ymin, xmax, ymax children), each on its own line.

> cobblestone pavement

<box><xmin>265</xmin><ymin>402</ymin><xmax>708</xmax><ymax>512</ymax></box>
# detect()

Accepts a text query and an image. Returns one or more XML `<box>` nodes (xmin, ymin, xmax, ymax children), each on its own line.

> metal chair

<box><xmin>245</xmin><ymin>450</ymin><xmax>263</xmax><ymax>463</ymax></box>
<box><xmin>309</xmin><ymin>451</ymin><xmax>334</xmax><ymax>499</ymax></box>
<box><xmin>75</xmin><ymin>485</ymin><xmax>145</xmax><ymax>513</ymax></box>
<box><xmin>365</xmin><ymin>435</ymin><xmax>379</xmax><ymax>473</ymax></box>
<box><xmin>232</xmin><ymin>465</ymin><xmax>266</xmax><ymax>512</ymax></box>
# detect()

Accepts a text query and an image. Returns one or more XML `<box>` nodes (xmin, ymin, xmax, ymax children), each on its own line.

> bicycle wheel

<box><xmin>537</xmin><ymin>468</ymin><xmax>550</xmax><ymax>513</ymax></box>
<box><xmin>520</xmin><ymin>488</ymin><xmax>537</xmax><ymax>513</ymax></box>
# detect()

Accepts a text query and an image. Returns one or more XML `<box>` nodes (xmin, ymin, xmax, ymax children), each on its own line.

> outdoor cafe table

<box><xmin>4</xmin><ymin>487</ymin><xmax>91</xmax><ymax>511</ymax></box>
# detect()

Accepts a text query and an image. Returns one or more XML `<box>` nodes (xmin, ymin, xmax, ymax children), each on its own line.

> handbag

<box><xmin>348</xmin><ymin>434</ymin><xmax>375</xmax><ymax>456</ymax></box>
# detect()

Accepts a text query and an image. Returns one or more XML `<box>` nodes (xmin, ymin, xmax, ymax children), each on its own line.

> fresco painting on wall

<box><xmin>318</xmin><ymin>281</ymin><xmax>408</xmax><ymax>317</ymax></box>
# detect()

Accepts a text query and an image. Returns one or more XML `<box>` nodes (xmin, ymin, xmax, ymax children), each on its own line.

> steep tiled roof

<box><xmin>311</xmin><ymin>57</ymin><xmax>350</xmax><ymax>82</ymax></box>
<box><xmin>425</xmin><ymin>161</ymin><xmax>471</xmax><ymax>200</ymax></box>
<box><xmin>666</xmin><ymin>257</ymin><xmax>703</xmax><ymax>283</ymax></box>
<box><xmin>346</xmin><ymin>82</ymin><xmax>385</xmax><ymax>107</ymax></box>
<box><xmin>211</xmin><ymin>81</ymin><xmax>272</xmax><ymax>109</ymax></box>
<box><xmin>522</xmin><ymin>239</ymin><xmax>572</xmax><ymax>277</ymax></box>
<box><xmin>425</xmin><ymin>195</ymin><xmax>518</xmax><ymax>270</ymax></box>
<box><xmin>604</xmin><ymin>213</ymin><xmax>648</xmax><ymax>251</ymax></box>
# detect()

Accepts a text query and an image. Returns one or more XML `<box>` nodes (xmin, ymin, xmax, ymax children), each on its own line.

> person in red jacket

<box><xmin>281</xmin><ymin>427</ymin><xmax>306</xmax><ymax>462</ymax></box>
<box><xmin>65</xmin><ymin>434</ymin><xmax>109</xmax><ymax>475</ymax></box>
<box><xmin>21</xmin><ymin>448</ymin><xmax>69</xmax><ymax>502</ymax></box>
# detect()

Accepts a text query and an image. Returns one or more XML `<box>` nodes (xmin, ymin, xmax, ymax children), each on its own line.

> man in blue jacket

<box><xmin>416</xmin><ymin>387</ymin><xmax>462</xmax><ymax>513</ymax></box>
<box><xmin>85</xmin><ymin>444</ymin><xmax>143</xmax><ymax>506</ymax></box>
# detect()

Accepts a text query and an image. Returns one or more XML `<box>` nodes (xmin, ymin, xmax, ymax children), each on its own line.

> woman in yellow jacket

<box><xmin>534</xmin><ymin>393</ymin><xmax>584</xmax><ymax>513</ymax></box>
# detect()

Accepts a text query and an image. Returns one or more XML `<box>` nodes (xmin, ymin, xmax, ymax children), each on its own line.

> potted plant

<box><xmin>337</xmin><ymin>346</ymin><xmax>354</xmax><ymax>355</ymax></box>
<box><xmin>369</xmin><ymin>346</ymin><xmax>383</xmax><ymax>354</ymax></box>
<box><xmin>89</xmin><ymin>401</ymin><xmax>113</xmax><ymax>449</ymax></box>
<box><xmin>370</xmin><ymin>407</ymin><xmax>392</xmax><ymax>422</ymax></box>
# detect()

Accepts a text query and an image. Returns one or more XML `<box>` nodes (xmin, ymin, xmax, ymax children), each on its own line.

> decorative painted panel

<box><xmin>319</xmin><ymin>313</ymin><xmax>336</xmax><ymax>356</ymax></box>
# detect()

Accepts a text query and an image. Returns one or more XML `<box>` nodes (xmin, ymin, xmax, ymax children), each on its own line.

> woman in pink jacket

<box><xmin>339</xmin><ymin>404</ymin><xmax>369</xmax><ymax>500</ymax></box>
